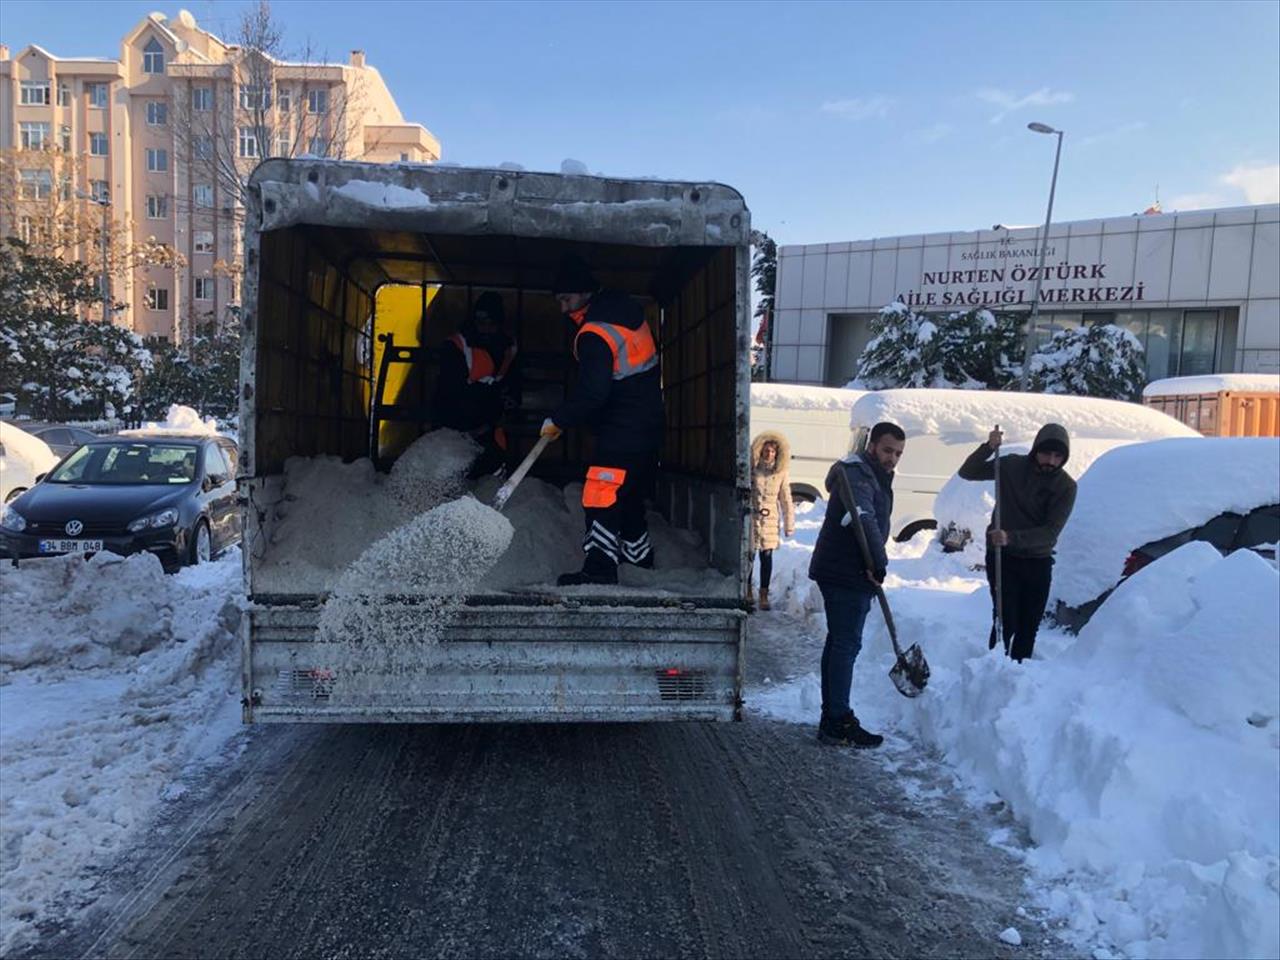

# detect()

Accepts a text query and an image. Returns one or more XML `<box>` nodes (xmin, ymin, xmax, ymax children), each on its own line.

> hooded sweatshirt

<box><xmin>957</xmin><ymin>422</ymin><xmax>1077</xmax><ymax>558</ymax></box>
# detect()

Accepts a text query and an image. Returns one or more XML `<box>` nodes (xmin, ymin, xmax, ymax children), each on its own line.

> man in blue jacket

<box><xmin>807</xmin><ymin>421</ymin><xmax>906</xmax><ymax>748</ymax></box>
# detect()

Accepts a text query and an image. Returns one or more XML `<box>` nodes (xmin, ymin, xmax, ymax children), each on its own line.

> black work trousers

<box><xmin>985</xmin><ymin>550</ymin><xmax>1054</xmax><ymax>662</ymax></box>
<box><xmin>580</xmin><ymin>453</ymin><xmax>658</xmax><ymax>576</ymax></box>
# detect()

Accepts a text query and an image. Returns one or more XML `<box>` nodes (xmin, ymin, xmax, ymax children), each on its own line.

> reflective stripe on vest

<box><xmin>449</xmin><ymin>333</ymin><xmax>516</xmax><ymax>383</ymax></box>
<box><xmin>574</xmin><ymin>321</ymin><xmax>658</xmax><ymax>380</ymax></box>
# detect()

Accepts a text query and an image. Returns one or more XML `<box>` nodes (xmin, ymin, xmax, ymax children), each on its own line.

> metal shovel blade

<box><xmin>889</xmin><ymin>643</ymin><xmax>930</xmax><ymax>699</ymax></box>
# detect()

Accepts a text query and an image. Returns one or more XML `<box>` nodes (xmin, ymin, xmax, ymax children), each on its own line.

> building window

<box><xmin>142</xmin><ymin>38</ymin><xmax>165</xmax><ymax>74</ymax></box>
<box><xmin>277</xmin><ymin>87</ymin><xmax>292</xmax><ymax>113</ymax></box>
<box><xmin>19</xmin><ymin>122</ymin><xmax>51</xmax><ymax>150</ymax></box>
<box><xmin>146</xmin><ymin>287</ymin><xmax>170</xmax><ymax>311</ymax></box>
<box><xmin>146</xmin><ymin>195</ymin><xmax>168</xmax><ymax>219</ymax></box>
<box><xmin>274</xmin><ymin>133</ymin><xmax>292</xmax><ymax>157</ymax></box>
<box><xmin>239</xmin><ymin>84</ymin><xmax>271</xmax><ymax>110</ymax></box>
<box><xmin>146</xmin><ymin>100</ymin><xmax>168</xmax><ymax>125</ymax></box>
<box><xmin>193</xmin><ymin>135</ymin><xmax>214</xmax><ymax>161</ymax></box>
<box><xmin>90</xmin><ymin>179</ymin><xmax>110</xmax><ymax>202</ymax></box>
<box><xmin>400</xmin><ymin>152</ymin><xmax>409</xmax><ymax>162</ymax></box>
<box><xmin>60</xmin><ymin>124</ymin><xmax>71</xmax><ymax>152</ymax></box>
<box><xmin>194</xmin><ymin>183</ymin><xmax>214</xmax><ymax>207</ymax></box>
<box><xmin>307</xmin><ymin>88</ymin><xmax>328</xmax><ymax>114</ymax></box>
<box><xmin>57</xmin><ymin>82</ymin><xmax>70</xmax><ymax>106</ymax></box>
<box><xmin>308</xmin><ymin>136</ymin><xmax>327</xmax><ymax>158</ymax></box>
<box><xmin>59</xmin><ymin>176</ymin><xmax>72</xmax><ymax>201</ymax></box>
<box><xmin>192</xmin><ymin>86</ymin><xmax>213</xmax><ymax>111</ymax></box>
<box><xmin>238</xmin><ymin>127</ymin><xmax>259</xmax><ymax>158</ymax></box>
<box><xmin>194</xmin><ymin>231</ymin><xmax>214</xmax><ymax>254</ymax></box>
<box><xmin>19</xmin><ymin>170</ymin><xmax>52</xmax><ymax>200</ymax></box>
<box><xmin>195</xmin><ymin>277</ymin><xmax>214</xmax><ymax>300</ymax></box>
<box><xmin>20</xmin><ymin>80</ymin><xmax>51</xmax><ymax>105</ymax></box>
<box><xmin>88</xmin><ymin>82</ymin><xmax>109</xmax><ymax>108</ymax></box>
<box><xmin>18</xmin><ymin>216</ymin><xmax>34</xmax><ymax>243</ymax></box>
<box><xmin>146</xmin><ymin>147</ymin><xmax>168</xmax><ymax>172</ymax></box>
<box><xmin>90</xmin><ymin>132</ymin><xmax>109</xmax><ymax>156</ymax></box>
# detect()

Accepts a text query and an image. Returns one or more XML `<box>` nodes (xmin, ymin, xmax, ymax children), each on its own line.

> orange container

<box><xmin>1144</xmin><ymin>390</ymin><xmax>1280</xmax><ymax>437</ymax></box>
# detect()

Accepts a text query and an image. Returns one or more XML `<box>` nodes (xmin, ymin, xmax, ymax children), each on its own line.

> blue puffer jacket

<box><xmin>807</xmin><ymin>455</ymin><xmax>893</xmax><ymax>591</ymax></box>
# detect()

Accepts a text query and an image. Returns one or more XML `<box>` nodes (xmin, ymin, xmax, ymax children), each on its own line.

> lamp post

<box><xmin>1020</xmin><ymin>122</ymin><xmax>1064</xmax><ymax>390</ymax></box>
<box><xmin>75</xmin><ymin>189</ymin><xmax>111</xmax><ymax>323</ymax></box>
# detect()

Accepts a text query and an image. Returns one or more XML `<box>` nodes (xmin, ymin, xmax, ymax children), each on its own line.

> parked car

<box><xmin>0</xmin><ymin>422</ymin><xmax>60</xmax><ymax>504</ymax></box>
<box><xmin>749</xmin><ymin>383</ymin><xmax>865</xmax><ymax>503</ymax></box>
<box><xmin>0</xmin><ymin>393</ymin><xmax>16</xmax><ymax>417</ymax></box>
<box><xmin>1050</xmin><ymin>437</ymin><xmax>1280</xmax><ymax>630</ymax></box>
<box><xmin>847</xmin><ymin>389</ymin><xmax>1200</xmax><ymax>542</ymax></box>
<box><xmin>21</xmin><ymin>423</ymin><xmax>104</xmax><ymax>458</ymax></box>
<box><xmin>0</xmin><ymin>434</ymin><xmax>241</xmax><ymax>571</ymax></box>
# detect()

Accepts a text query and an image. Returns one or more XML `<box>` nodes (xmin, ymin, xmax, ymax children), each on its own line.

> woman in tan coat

<box><xmin>750</xmin><ymin>431</ymin><xmax>795</xmax><ymax>610</ymax></box>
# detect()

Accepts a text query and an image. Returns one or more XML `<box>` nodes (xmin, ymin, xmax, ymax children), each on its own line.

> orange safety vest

<box><xmin>573</xmin><ymin>318</ymin><xmax>658</xmax><ymax>380</ymax></box>
<box><xmin>449</xmin><ymin>333</ymin><xmax>516</xmax><ymax>384</ymax></box>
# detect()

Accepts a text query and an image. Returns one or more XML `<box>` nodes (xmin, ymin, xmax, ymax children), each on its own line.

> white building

<box><xmin>769</xmin><ymin>203</ymin><xmax>1280</xmax><ymax>385</ymax></box>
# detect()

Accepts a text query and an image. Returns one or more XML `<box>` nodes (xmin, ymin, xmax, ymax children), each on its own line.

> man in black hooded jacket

<box><xmin>958</xmin><ymin>422</ymin><xmax>1077</xmax><ymax>662</ymax></box>
<box><xmin>540</xmin><ymin>254</ymin><xmax>664</xmax><ymax>586</ymax></box>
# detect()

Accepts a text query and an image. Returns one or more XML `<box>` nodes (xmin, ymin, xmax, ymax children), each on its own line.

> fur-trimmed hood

<box><xmin>751</xmin><ymin>430</ymin><xmax>791</xmax><ymax>474</ymax></box>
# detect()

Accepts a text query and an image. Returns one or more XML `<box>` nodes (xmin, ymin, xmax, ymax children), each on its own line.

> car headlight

<box><xmin>0</xmin><ymin>505</ymin><xmax>26</xmax><ymax>533</ymax></box>
<box><xmin>127</xmin><ymin>508</ymin><xmax>180</xmax><ymax>532</ymax></box>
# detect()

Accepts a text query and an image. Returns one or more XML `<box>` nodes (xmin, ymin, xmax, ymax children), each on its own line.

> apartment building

<box><xmin>0</xmin><ymin>9</ymin><xmax>440</xmax><ymax>340</ymax></box>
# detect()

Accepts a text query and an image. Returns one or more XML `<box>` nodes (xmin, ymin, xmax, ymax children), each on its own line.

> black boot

<box><xmin>817</xmin><ymin>713</ymin><xmax>884</xmax><ymax>749</ymax></box>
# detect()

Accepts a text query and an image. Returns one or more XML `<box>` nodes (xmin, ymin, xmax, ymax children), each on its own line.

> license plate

<box><xmin>39</xmin><ymin>539</ymin><xmax>104</xmax><ymax>554</ymax></box>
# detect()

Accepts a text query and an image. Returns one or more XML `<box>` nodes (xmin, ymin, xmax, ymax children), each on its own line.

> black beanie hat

<box><xmin>552</xmin><ymin>253</ymin><xmax>599</xmax><ymax>295</ymax></box>
<box><xmin>1037</xmin><ymin>438</ymin><xmax>1068</xmax><ymax>458</ymax></box>
<box><xmin>472</xmin><ymin>291</ymin><xmax>505</xmax><ymax>326</ymax></box>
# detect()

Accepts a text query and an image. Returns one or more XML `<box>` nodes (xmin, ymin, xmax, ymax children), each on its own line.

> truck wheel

<box><xmin>895</xmin><ymin>519</ymin><xmax>937</xmax><ymax>543</ymax></box>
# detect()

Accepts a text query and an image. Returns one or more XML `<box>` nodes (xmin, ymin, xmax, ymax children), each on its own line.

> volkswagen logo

<box><xmin>65</xmin><ymin>520</ymin><xmax>84</xmax><ymax>537</ymax></box>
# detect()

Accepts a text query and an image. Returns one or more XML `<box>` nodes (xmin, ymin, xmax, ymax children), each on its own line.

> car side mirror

<box><xmin>203</xmin><ymin>476</ymin><xmax>218</xmax><ymax>492</ymax></box>
<box><xmin>34</xmin><ymin>473</ymin><xmax>47</xmax><ymax>483</ymax></box>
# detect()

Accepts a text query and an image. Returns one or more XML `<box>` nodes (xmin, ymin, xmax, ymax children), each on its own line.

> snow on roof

<box><xmin>750</xmin><ymin>382</ymin><xmax>866</xmax><ymax>412</ymax></box>
<box><xmin>0</xmin><ymin>422</ymin><xmax>59</xmax><ymax>474</ymax></box>
<box><xmin>119</xmin><ymin>404</ymin><xmax>220</xmax><ymax>438</ymax></box>
<box><xmin>1051</xmin><ymin>437</ymin><xmax>1280</xmax><ymax>607</ymax></box>
<box><xmin>332</xmin><ymin>179</ymin><xmax>432</xmax><ymax>210</ymax></box>
<box><xmin>849</xmin><ymin>389</ymin><xmax>1200</xmax><ymax>444</ymax></box>
<box><xmin>1143</xmin><ymin>373</ymin><xmax>1280</xmax><ymax>397</ymax></box>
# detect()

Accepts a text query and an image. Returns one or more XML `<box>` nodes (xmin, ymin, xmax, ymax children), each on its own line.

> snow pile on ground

<box><xmin>560</xmin><ymin>158</ymin><xmax>590</xmax><ymax>175</ymax></box>
<box><xmin>317</xmin><ymin>497</ymin><xmax>513</xmax><ymax>650</ymax></box>
<box><xmin>931</xmin><ymin>437</ymin><xmax>1136</xmax><ymax>545</ymax></box>
<box><xmin>750</xmin><ymin>382</ymin><xmax>866</xmax><ymax>412</ymax></box>
<box><xmin>121</xmin><ymin>404</ymin><xmax>220</xmax><ymax>438</ymax></box>
<box><xmin>332</xmin><ymin>179</ymin><xmax>433</xmax><ymax>210</ymax></box>
<box><xmin>1144</xmin><ymin>373</ymin><xmax>1280</xmax><ymax>397</ymax></box>
<box><xmin>0</xmin><ymin>549</ymin><xmax>243</xmax><ymax>952</ymax></box>
<box><xmin>749</xmin><ymin>499</ymin><xmax>1280</xmax><ymax>959</ymax></box>
<box><xmin>1052</xmin><ymin>437</ymin><xmax>1280</xmax><ymax>607</ymax></box>
<box><xmin>847</xmin><ymin>388</ymin><xmax>1200</xmax><ymax>444</ymax></box>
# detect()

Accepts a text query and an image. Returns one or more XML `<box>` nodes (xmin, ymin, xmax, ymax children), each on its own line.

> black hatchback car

<box><xmin>0</xmin><ymin>434</ymin><xmax>240</xmax><ymax>571</ymax></box>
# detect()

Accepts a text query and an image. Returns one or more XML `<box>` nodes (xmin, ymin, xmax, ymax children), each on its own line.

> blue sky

<box><xmin>6</xmin><ymin>0</ymin><xmax>1278</xmax><ymax>246</ymax></box>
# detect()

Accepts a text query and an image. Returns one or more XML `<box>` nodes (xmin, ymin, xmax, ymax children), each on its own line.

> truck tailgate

<box><xmin>245</xmin><ymin>602</ymin><xmax>745</xmax><ymax>723</ymax></box>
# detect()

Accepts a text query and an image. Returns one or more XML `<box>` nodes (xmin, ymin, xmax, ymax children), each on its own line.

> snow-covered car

<box><xmin>0</xmin><ymin>422</ymin><xmax>59</xmax><ymax>504</ymax></box>
<box><xmin>1050</xmin><ymin>437</ymin><xmax>1280</xmax><ymax>629</ymax></box>
<box><xmin>749</xmin><ymin>383</ymin><xmax>865</xmax><ymax>502</ymax></box>
<box><xmin>0</xmin><ymin>434</ymin><xmax>241</xmax><ymax>571</ymax></box>
<box><xmin>848</xmin><ymin>389</ymin><xmax>1201</xmax><ymax>542</ymax></box>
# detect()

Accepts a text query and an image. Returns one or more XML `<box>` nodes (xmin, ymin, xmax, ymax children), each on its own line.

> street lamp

<box><xmin>1019</xmin><ymin>122</ymin><xmax>1064</xmax><ymax>390</ymax></box>
<box><xmin>75</xmin><ymin>189</ymin><xmax>111</xmax><ymax>323</ymax></box>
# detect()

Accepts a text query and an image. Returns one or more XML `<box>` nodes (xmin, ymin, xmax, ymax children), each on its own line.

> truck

<box><xmin>238</xmin><ymin>160</ymin><xmax>751</xmax><ymax>724</ymax></box>
<box><xmin>1141</xmin><ymin>374</ymin><xmax>1280</xmax><ymax>437</ymax></box>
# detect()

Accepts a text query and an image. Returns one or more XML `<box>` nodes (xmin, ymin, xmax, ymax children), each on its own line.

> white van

<box><xmin>749</xmin><ymin>383</ymin><xmax>865</xmax><ymax>502</ymax></box>
<box><xmin>847</xmin><ymin>389</ymin><xmax>1200</xmax><ymax>541</ymax></box>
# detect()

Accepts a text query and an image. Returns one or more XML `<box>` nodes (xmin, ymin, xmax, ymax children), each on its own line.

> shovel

<box><xmin>990</xmin><ymin>423</ymin><xmax>1004</xmax><ymax>652</ymax></box>
<box><xmin>491</xmin><ymin>434</ymin><xmax>552</xmax><ymax>512</ymax></box>
<box><xmin>834</xmin><ymin>462</ymin><xmax>930</xmax><ymax>698</ymax></box>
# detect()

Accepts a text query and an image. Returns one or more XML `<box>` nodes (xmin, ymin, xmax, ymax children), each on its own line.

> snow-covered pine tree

<box><xmin>851</xmin><ymin>303</ymin><xmax>1023</xmax><ymax>390</ymax></box>
<box><xmin>1026</xmin><ymin>323</ymin><xmax>1147</xmax><ymax>400</ymax></box>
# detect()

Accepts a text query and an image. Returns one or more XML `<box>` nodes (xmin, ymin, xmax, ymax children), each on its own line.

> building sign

<box><xmin>897</xmin><ymin>246</ymin><xmax>1147</xmax><ymax>309</ymax></box>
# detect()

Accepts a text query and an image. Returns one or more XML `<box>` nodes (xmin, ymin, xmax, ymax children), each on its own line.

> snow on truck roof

<box><xmin>1142</xmin><ymin>373</ymin><xmax>1280</xmax><ymax>397</ymax></box>
<box><xmin>1052</xmin><ymin>436</ymin><xmax>1280</xmax><ymax>608</ymax></box>
<box><xmin>848</xmin><ymin>388</ymin><xmax>1199</xmax><ymax>444</ymax></box>
<box><xmin>750</xmin><ymin>383</ymin><xmax>866</xmax><ymax>412</ymax></box>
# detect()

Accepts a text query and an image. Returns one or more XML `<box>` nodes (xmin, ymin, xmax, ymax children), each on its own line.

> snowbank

<box><xmin>1144</xmin><ymin>373</ymin><xmax>1280</xmax><ymax>397</ymax></box>
<box><xmin>0</xmin><ymin>549</ymin><xmax>244</xmax><ymax>951</ymax></box>
<box><xmin>932</xmin><ymin>437</ymin><xmax>1136</xmax><ymax>543</ymax></box>
<box><xmin>121</xmin><ymin>403</ymin><xmax>220</xmax><ymax>438</ymax></box>
<box><xmin>332</xmin><ymin>179</ymin><xmax>432</xmax><ymax>210</ymax></box>
<box><xmin>750</xmin><ymin>382</ymin><xmax>866</xmax><ymax>412</ymax></box>
<box><xmin>848</xmin><ymin>389</ymin><xmax>1200</xmax><ymax>445</ymax></box>
<box><xmin>1051</xmin><ymin>437</ymin><xmax>1280</xmax><ymax>607</ymax></box>
<box><xmin>750</xmin><ymin>500</ymin><xmax>1279</xmax><ymax>959</ymax></box>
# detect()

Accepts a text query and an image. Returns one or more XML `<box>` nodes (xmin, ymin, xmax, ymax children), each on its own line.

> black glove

<box><xmin>872</xmin><ymin>566</ymin><xmax>887</xmax><ymax>584</ymax></box>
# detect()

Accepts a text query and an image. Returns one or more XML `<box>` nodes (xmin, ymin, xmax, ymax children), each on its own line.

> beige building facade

<box><xmin>1</xmin><ymin>9</ymin><xmax>440</xmax><ymax>340</ymax></box>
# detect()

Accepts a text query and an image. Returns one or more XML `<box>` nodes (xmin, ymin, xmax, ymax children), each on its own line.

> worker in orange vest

<box><xmin>541</xmin><ymin>254</ymin><xmax>664</xmax><ymax>586</ymax></box>
<box><xmin>433</xmin><ymin>291</ymin><xmax>519</xmax><ymax>478</ymax></box>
